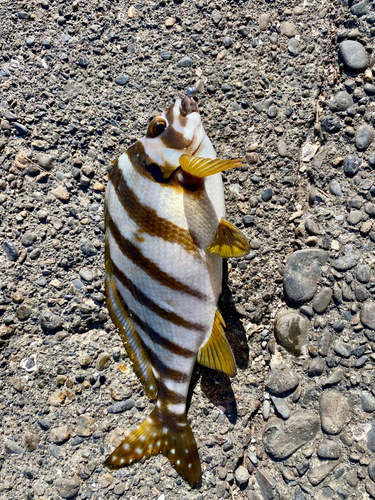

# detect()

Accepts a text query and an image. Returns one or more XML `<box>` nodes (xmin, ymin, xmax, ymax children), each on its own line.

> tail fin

<box><xmin>104</xmin><ymin>407</ymin><xmax>202</xmax><ymax>488</ymax></box>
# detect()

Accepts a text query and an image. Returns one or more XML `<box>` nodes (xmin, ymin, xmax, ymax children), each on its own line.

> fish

<box><xmin>103</xmin><ymin>94</ymin><xmax>250</xmax><ymax>487</ymax></box>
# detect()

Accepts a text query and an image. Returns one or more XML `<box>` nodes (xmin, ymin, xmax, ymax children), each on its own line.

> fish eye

<box><xmin>147</xmin><ymin>117</ymin><xmax>167</xmax><ymax>138</ymax></box>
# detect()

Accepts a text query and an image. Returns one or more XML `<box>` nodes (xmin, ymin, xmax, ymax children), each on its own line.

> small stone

<box><xmin>308</xmin><ymin>459</ymin><xmax>341</xmax><ymax>486</ymax></box>
<box><xmin>283</xmin><ymin>250</ymin><xmax>329</xmax><ymax>303</ymax></box>
<box><xmin>235</xmin><ymin>465</ymin><xmax>249</xmax><ymax>487</ymax></box>
<box><xmin>362</xmin><ymin>392</ymin><xmax>375</xmax><ymax>412</ymax></box>
<box><xmin>365</xmin><ymin>203</ymin><xmax>375</xmax><ymax>216</ymax></box>
<box><xmin>320</xmin><ymin>390</ymin><xmax>350</xmax><ymax>435</ymax></box>
<box><xmin>308</xmin><ymin>357</ymin><xmax>325</xmax><ymax>377</ymax></box>
<box><xmin>332</xmin><ymin>253</ymin><xmax>360</xmax><ymax>271</ymax></box>
<box><xmin>275</xmin><ymin>311</ymin><xmax>309</xmax><ymax>356</ymax></box>
<box><xmin>366</xmin><ymin>478</ymin><xmax>375</xmax><ymax>499</ymax></box>
<box><xmin>339</xmin><ymin>40</ymin><xmax>368</xmax><ymax>71</ymax></box>
<box><xmin>347</xmin><ymin>209</ymin><xmax>363</xmax><ymax>225</ymax></box>
<box><xmin>78</xmin><ymin>353</ymin><xmax>91</xmax><ymax>367</ymax></box>
<box><xmin>21</xmin><ymin>232</ymin><xmax>37</xmax><ymax>247</ymax></box>
<box><xmin>369</xmin><ymin>461</ymin><xmax>375</xmax><ymax>482</ymax></box>
<box><xmin>343</xmin><ymin>154</ymin><xmax>361</xmax><ymax>177</ymax></box>
<box><xmin>271</xmin><ymin>396</ymin><xmax>291</xmax><ymax>420</ymax></box>
<box><xmin>246</xmin><ymin>152</ymin><xmax>259</xmax><ymax>164</ymax></box>
<box><xmin>79</xmin><ymin>268</ymin><xmax>94</xmax><ymax>282</ymax></box>
<box><xmin>256</xmin><ymin>470</ymin><xmax>275</xmax><ymax>500</ymax></box>
<box><xmin>16</xmin><ymin>304</ymin><xmax>33</xmax><ymax>320</ymax></box>
<box><xmin>305</xmin><ymin>218</ymin><xmax>320</xmax><ymax>235</ymax></box>
<box><xmin>50</xmin><ymin>424</ymin><xmax>70</xmax><ymax>444</ymax></box>
<box><xmin>4</xmin><ymin>439</ymin><xmax>25</xmax><ymax>454</ymax></box>
<box><xmin>13</xmin><ymin>122</ymin><xmax>28</xmax><ymax>136</ymax></box>
<box><xmin>334</xmin><ymin>341</ymin><xmax>351</xmax><ymax>358</ymax></box>
<box><xmin>39</xmin><ymin>311</ymin><xmax>63</xmax><ymax>332</ymax></box>
<box><xmin>259</xmin><ymin>13</ymin><xmax>270</xmax><ymax>30</ymax></box>
<box><xmin>280</xmin><ymin>21</ymin><xmax>297</xmax><ymax>37</ymax></box>
<box><xmin>313</xmin><ymin>287</ymin><xmax>332</xmax><ymax>313</ymax></box>
<box><xmin>36</xmin><ymin>153</ymin><xmax>54</xmax><ymax>170</ymax></box>
<box><xmin>115</xmin><ymin>74</ymin><xmax>130</xmax><ymax>86</ymax></box>
<box><xmin>107</xmin><ymin>399</ymin><xmax>135</xmax><ymax>413</ymax></box>
<box><xmin>262</xmin><ymin>410</ymin><xmax>320</xmax><ymax>459</ymax></box>
<box><xmin>355</xmin><ymin>285</ymin><xmax>369</xmax><ymax>302</ymax></box>
<box><xmin>51</xmin><ymin>186</ymin><xmax>70</xmax><ymax>202</ymax></box>
<box><xmin>288</xmin><ymin>38</ymin><xmax>300</xmax><ymax>56</ymax></box>
<box><xmin>262</xmin><ymin>188</ymin><xmax>273</xmax><ymax>202</ymax></box>
<box><xmin>265</xmin><ymin>365</ymin><xmax>299</xmax><ymax>396</ymax></box>
<box><xmin>54</xmin><ymin>476</ymin><xmax>80</xmax><ymax>499</ymax></box>
<box><xmin>361</xmin><ymin>301</ymin><xmax>375</xmax><ymax>329</ymax></box>
<box><xmin>23</xmin><ymin>430</ymin><xmax>39</xmax><ymax>452</ymax></box>
<box><xmin>177</xmin><ymin>56</ymin><xmax>192</xmax><ymax>68</ymax></box>
<box><xmin>357</xmin><ymin>265</ymin><xmax>371</xmax><ymax>283</ymax></box>
<box><xmin>99</xmin><ymin>472</ymin><xmax>114</xmax><ymax>489</ymax></box>
<box><xmin>365</xmin><ymin>83</ymin><xmax>375</xmax><ymax>96</ymax></box>
<box><xmin>2</xmin><ymin>241</ymin><xmax>19</xmax><ymax>261</ymax></box>
<box><xmin>317</xmin><ymin>440</ymin><xmax>341</xmax><ymax>460</ymax></box>
<box><xmin>361</xmin><ymin>220</ymin><xmax>373</xmax><ymax>234</ymax></box>
<box><xmin>80</xmin><ymin>239</ymin><xmax>97</xmax><ymax>257</ymax></box>
<box><xmin>321</xmin><ymin>116</ymin><xmax>342</xmax><ymax>134</ymax></box>
<box><xmin>267</xmin><ymin>106</ymin><xmax>277</xmax><ymax>118</ymax></box>
<box><xmin>211</xmin><ymin>9</ymin><xmax>222</xmax><ymax>24</ymax></box>
<box><xmin>322</xmin><ymin>368</ymin><xmax>344</xmax><ymax>387</ymax></box>
<box><xmin>11</xmin><ymin>377</ymin><xmax>25</xmax><ymax>392</ymax></box>
<box><xmin>96</xmin><ymin>352</ymin><xmax>111</xmax><ymax>370</ymax></box>
<box><xmin>160</xmin><ymin>51</ymin><xmax>172</xmax><ymax>60</ymax></box>
<box><xmin>329</xmin><ymin>91</ymin><xmax>353</xmax><ymax>112</ymax></box>
<box><xmin>165</xmin><ymin>17</ymin><xmax>176</xmax><ymax>27</ymax></box>
<box><xmin>76</xmin><ymin>416</ymin><xmax>96</xmax><ymax>437</ymax></box>
<box><xmin>356</xmin><ymin>124</ymin><xmax>374</xmax><ymax>151</ymax></box>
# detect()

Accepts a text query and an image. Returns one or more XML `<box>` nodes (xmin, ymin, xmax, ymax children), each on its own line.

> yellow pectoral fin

<box><xmin>179</xmin><ymin>154</ymin><xmax>245</xmax><ymax>178</ymax></box>
<box><xmin>207</xmin><ymin>219</ymin><xmax>250</xmax><ymax>258</ymax></box>
<box><xmin>197</xmin><ymin>309</ymin><xmax>236</xmax><ymax>377</ymax></box>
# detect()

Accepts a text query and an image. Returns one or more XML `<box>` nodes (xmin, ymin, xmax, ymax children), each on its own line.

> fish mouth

<box><xmin>180</xmin><ymin>96</ymin><xmax>199</xmax><ymax>116</ymax></box>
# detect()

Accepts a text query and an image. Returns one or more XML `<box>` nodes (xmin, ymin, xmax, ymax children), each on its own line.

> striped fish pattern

<box><xmin>104</xmin><ymin>96</ymin><xmax>249</xmax><ymax>486</ymax></box>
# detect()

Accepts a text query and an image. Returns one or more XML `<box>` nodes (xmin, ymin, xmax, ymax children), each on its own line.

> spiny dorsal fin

<box><xmin>105</xmin><ymin>240</ymin><xmax>158</xmax><ymax>401</ymax></box>
<box><xmin>197</xmin><ymin>309</ymin><xmax>236</xmax><ymax>377</ymax></box>
<box><xmin>207</xmin><ymin>219</ymin><xmax>250</xmax><ymax>258</ymax></box>
<box><xmin>179</xmin><ymin>154</ymin><xmax>244</xmax><ymax>178</ymax></box>
<box><xmin>105</xmin><ymin>408</ymin><xmax>202</xmax><ymax>488</ymax></box>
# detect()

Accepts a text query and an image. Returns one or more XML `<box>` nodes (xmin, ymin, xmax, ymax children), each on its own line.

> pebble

<box><xmin>347</xmin><ymin>209</ymin><xmax>363</xmax><ymax>225</ymax></box>
<box><xmin>288</xmin><ymin>38</ymin><xmax>299</xmax><ymax>56</ymax></box>
<box><xmin>50</xmin><ymin>424</ymin><xmax>70</xmax><ymax>444</ymax></box>
<box><xmin>265</xmin><ymin>365</ymin><xmax>299</xmax><ymax>396</ymax></box>
<box><xmin>80</xmin><ymin>239</ymin><xmax>97</xmax><ymax>257</ymax></box>
<box><xmin>321</xmin><ymin>116</ymin><xmax>342</xmax><ymax>134</ymax></box>
<box><xmin>339</xmin><ymin>40</ymin><xmax>368</xmax><ymax>71</ymax></box>
<box><xmin>308</xmin><ymin>357</ymin><xmax>325</xmax><ymax>377</ymax></box>
<box><xmin>259</xmin><ymin>13</ymin><xmax>270</xmax><ymax>30</ymax></box>
<box><xmin>13</xmin><ymin>122</ymin><xmax>28</xmax><ymax>136</ymax></box>
<box><xmin>365</xmin><ymin>202</ymin><xmax>375</xmax><ymax>216</ymax></box>
<box><xmin>114</xmin><ymin>74</ymin><xmax>130</xmax><ymax>86</ymax></box>
<box><xmin>320</xmin><ymin>390</ymin><xmax>350</xmax><ymax>434</ymax></box>
<box><xmin>96</xmin><ymin>352</ymin><xmax>111</xmax><ymax>370</ymax></box>
<box><xmin>79</xmin><ymin>268</ymin><xmax>94</xmax><ymax>282</ymax></box>
<box><xmin>21</xmin><ymin>232</ymin><xmax>37</xmax><ymax>247</ymax></box>
<box><xmin>211</xmin><ymin>9</ymin><xmax>222</xmax><ymax>24</ymax></box>
<box><xmin>334</xmin><ymin>341</ymin><xmax>351</xmax><ymax>358</ymax></box>
<box><xmin>2</xmin><ymin>240</ymin><xmax>19</xmax><ymax>261</ymax></box>
<box><xmin>16</xmin><ymin>304</ymin><xmax>33</xmax><ymax>320</ymax></box>
<box><xmin>355</xmin><ymin>285</ymin><xmax>369</xmax><ymax>302</ymax></box>
<box><xmin>343</xmin><ymin>154</ymin><xmax>361</xmax><ymax>177</ymax></box>
<box><xmin>107</xmin><ymin>399</ymin><xmax>135</xmax><ymax>413</ymax></box>
<box><xmin>366</xmin><ymin>479</ymin><xmax>375</xmax><ymax>499</ymax></box>
<box><xmin>4</xmin><ymin>439</ymin><xmax>25</xmax><ymax>454</ymax></box>
<box><xmin>39</xmin><ymin>311</ymin><xmax>63</xmax><ymax>332</ymax></box>
<box><xmin>362</xmin><ymin>392</ymin><xmax>375</xmax><ymax>412</ymax></box>
<box><xmin>365</xmin><ymin>83</ymin><xmax>375</xmax><ymax>96</ymax></box>
<box><xmin>357</xmin><ymin>265</ymin><xmax>371</xmax><ymax>283</ymax></box>
<box><xmin>176</xmin><ymin>56</ymin><xmax>192</xmax><ymax>68</ymax></box>
<box><xmin>368</xmin><ymin>422</ymin><xmax>375</xmax><ymax>452</ymax></box>
<box><xmin>361</xmin><ymin>301</ymin><xmax>375</xmax><ymax>329</ymax></box>
<box><xmin>369</xmin><ymin>461</ymin><xmax>375</xmax><ymax>482</ymax></box>
<box><xmin>36</xmin><ymin>153</ymin><xmax>54</xmax><ymax>170</ymax></box>
<box><xmin>262</xmin><ymin>188</ymin><xmax>273</xmax><ymax>202</ymax></box>
<box><xmin>280</xmin><ymin>21</ymin><xmax>297</xmax><ymax>37</ymax></box>
<box><xmin>329</xmin><ymin>91</ymin><xmax>353</xmax><ymax>112</ymax></box>
<box><xmin>262</xmin><ymin>411</ymin><xmax>320</xmax><ymax>459</ymax></box>
<box><xmin>256</xmin><ymin>470</ymin><xmax>276</xmax><ymax>500</ymax></box>
<box><xmin>305</xmin><ymin>218</ymin><xmax>320</xmax><ymax>235</ymax></box>
<box><xmin>317</xmin><ymin>440</ymin><xmax>341</xmax><ymax>459</ymax></box>
<box><xmin>54</xmin><ymin>476</ymin><xmax>81</xmax><ymax>499</ymax></box>
<box><xmin>332</xmin><ymin>253</ymin><xmax>360</xmax><ymax>271</ymax></box>
<box><xmin>235</xmin><ymin>465</ymin><xmax>249</xmax><ymax>487</ymax></box>
<box><xmin>275</xmin><ymin>310</ymin><xmax>310</xmax><ymax>356</ymax></box>
<box><xmin>313</xmin><ymin>287</ymin><xmax>332</xmax><ymax>313</ymax></box>
<box><xmin>51</xmin><ymin>186</ymin><xmax>70</xmax><ymax>202</ymax></box>
<box><xmin>271</xmin><ymin>396</ymin><xmax>291</xmax><ymax>420</ymax></box>
<box><xmin>283</xmin><ymin>249</ymin><xmax>329</xmax><ymax>303</ymax></box>
<box><xmin>356</xmin><ymin>124</ymin><xmax>374</xmax><ymax>151</ymax></box>
<box><xmin>308</xmin><ymin>459</ymin><xmax>341</xmax><ymax>486</ymax></box>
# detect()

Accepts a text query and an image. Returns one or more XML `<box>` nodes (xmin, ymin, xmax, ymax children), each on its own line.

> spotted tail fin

<box><xmin>104</xmin><ymin>407</ymin><xmax>202</xmax><ymax>488</ymax></box>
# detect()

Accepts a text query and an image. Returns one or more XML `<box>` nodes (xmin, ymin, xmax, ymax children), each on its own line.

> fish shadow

<box><xmin>187</xmin><ymin>261</ymin><xmax>250</xmax><ymax>425</ymax></box>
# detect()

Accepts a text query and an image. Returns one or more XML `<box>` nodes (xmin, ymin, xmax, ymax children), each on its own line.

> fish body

<box><xmin>104</xmin><ymin>96</ymin><xmax>249</xmax><ymax>486</ymax></box>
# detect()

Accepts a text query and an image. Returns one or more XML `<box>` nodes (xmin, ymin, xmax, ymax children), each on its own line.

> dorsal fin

<box><xmin>179</xmin><ymin>154</ymin><xmax>244</xmax><ymax>178</ymax></box>
<box><xmin>197</xmin><ymin>309</ymin><xmax>236</xmax><ymax>377</ymax></box>
<box><xmin>207</xmin><ymin>219</ymin><xmax>250</xmax><ymax>258</ymax></box>
<box><xmin>105</xmin><ymin>239</ymin><xmax>158</xmax><ymax>401</ymax></box>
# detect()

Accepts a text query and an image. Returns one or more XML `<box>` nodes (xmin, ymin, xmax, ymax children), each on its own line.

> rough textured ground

<box><xmin>1</xmin><ymin>0</ymin><xmax>375</xmax><ymax>499</ymax></box>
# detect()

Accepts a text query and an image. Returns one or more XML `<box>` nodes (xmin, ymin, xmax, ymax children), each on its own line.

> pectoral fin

<box><xmin>207</xmin><ymin>219</ymin><xmax>250</xmax><ymax>258</ymax></box>
<box><xmin>179</xmin><ymin>154</ymin><xmax>244</xmax><ymax>178</ymax></box>
<box><xmin>197</xmin><ymin>309</ymin><xmax>236</xmax><ymax>377</ymax></box>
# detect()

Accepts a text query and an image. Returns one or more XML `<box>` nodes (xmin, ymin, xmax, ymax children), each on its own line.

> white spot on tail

<box><xmin>171</xmin><ymin>448</ymin><xmax>175</xmax><ymax>455</ymax></box>
<box><xmin>123</xmin><ymin>443</ymin><xmax>130</xmax><ymax>451</ymax></box>
<box><xmin>112</xmin><ymin>454</ymin><xmax>118</xmax><ymax>460</ymax></box>
<box><xmin>167</xmin><ymin>402</ymin><xmax>185</xmax><ymax>414</ymax></box>
<box><xmin>177</xmin><ymin>459</ymin><xmax>181</xmax><ymax>465</ymax></box>
<box><xmin>163</xmin><ymin>427</ymin><xmax>168</xmax><ymax>434</ymax></box>
<box><xmin>188</xmin><ymin>463</ymin><xmax>192</xmax><ymax>468</ymax></box>
<box><xmin>136</xmin><ymin>447</ymin><xmax>143</xmax><ymax>455</ymax></box>
<box><xmin>120</xmin><ymin>458</ymin><xmax>125</xmax><ymax>464</ymax></box>
<box><xmin>156</xmin><ymin>400</ymin><xmax>162</xmax><ymax>408</ymax></box>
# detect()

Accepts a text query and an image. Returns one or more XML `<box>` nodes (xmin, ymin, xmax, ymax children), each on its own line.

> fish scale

<box><xmin>104</xmin><ymin>95</ymin><xmax>249</xmax><ymax>486</ymax></box>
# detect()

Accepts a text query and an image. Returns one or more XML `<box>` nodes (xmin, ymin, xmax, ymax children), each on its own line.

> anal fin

<box><xmin>105</xmin><ymin>407</ymin><xmax>202</xmax><ymax>488</ymax></box>
<box><xmin>207</xmin><ymin>219</ymin><xmax>250</xmax><ymax>258</ymax></box>
<box><xmin>179</xmin><ymin>154</ymin><xmax>244</xmax><ymax>178</ymax></box>
<box><xmin>197</xmin><ymin>309</ymin><xmax>236</xmax><ymax>377</ymax></box>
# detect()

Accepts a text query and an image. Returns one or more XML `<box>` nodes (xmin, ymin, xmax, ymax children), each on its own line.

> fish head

<box><xmin>141</xmin><ymin>97</ymin><xmax>215</xmax><ymax>180</ymax></box>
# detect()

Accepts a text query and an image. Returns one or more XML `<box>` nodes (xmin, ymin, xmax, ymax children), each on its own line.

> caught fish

<box><xmin>104</xmin><ymin>94</ymin><xmax>249</xmax><ymax>486</ymax></box>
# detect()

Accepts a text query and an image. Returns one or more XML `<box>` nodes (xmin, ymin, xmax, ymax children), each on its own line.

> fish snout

<box><xmin>180</xmin><ymin>96</ymin><xmax>199</xmax><ymax>116</ymax></box>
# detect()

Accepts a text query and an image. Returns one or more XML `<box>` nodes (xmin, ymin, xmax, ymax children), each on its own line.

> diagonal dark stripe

<box><xmin>107</xmin><ymin>212</ymin><xmax>206</xmax><ymax>300</ymax></box>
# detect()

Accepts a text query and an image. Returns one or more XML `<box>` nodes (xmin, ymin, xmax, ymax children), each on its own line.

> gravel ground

<box><xmin>1</xmin><ymin>0</ymin><xmax>375</xmax><ymax>499</ymax></box>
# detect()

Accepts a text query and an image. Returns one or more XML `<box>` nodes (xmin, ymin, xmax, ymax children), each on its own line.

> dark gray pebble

<box><xmin>355</xmin><ymin>285</ymin><xmax>369</xmax><ymax>302</ymax></box>
<box><xmin>262</xmin><ymin>188</ymin><xmax>273</xmax><ymax>202</ymax></box>
<box><xmin>160</xmin><ymin>51</ymin><xmax>172</xmax><ymax>60</ymax></box>
<box><xmin>369</xmin><ymin>461</ymin><xmax>375</xmax><ymax>482</ymax></box>
<box><xmin>54</xmin><ymin>476</ymin><xmax>80</xmax><ymax>499</ymax></box>
<box><xmin>80</xmin><ymin>239</ymin><xmax>97</xmax><ymax>257</ymax></box>
<box><xmin>267</xmin><ymin>106</ymin><xmax>277</xmax><ymax>118</ymax></box>
<box><xmin>332</xmin><ymin>253</ymin><xmax>360</xmax><ymax>271</ymax></box>
<box><xmin>107</xmin><ymin>399</ymin><xmax>135</xmax><ymax>414</ymax></box>
<box><xmin>365</xmin><ymin>202</ymin><xmax>375</xmax><ymax>216</ymax></box>
<box><xmin>288</xmin><ymin>38</ymin><xmax>299</xmax><ymax>56</ymax></box>
<box><xmin>334</xmin><ymin>341</ymin><xmax>351</xmax><ymax>358</ymax></box>
<box><xmin>321</xmin><ymin>116</ymin><xmax>342</xmax><ymax>134</ymax></box>
<box><xmin>356</xmin><ymin>124</ymin><xmax>374</xmax><ymax>151</ymax></box>
<box><xmin>362</xmin><ymin>392</ymin><xmax>375</xmax><ymax>412</ymax></box>
<box><xmin>365</xmin><ymin>83</ymin><xmax>375</xmax><ymax>96</ymax></box>
<box><xmin>2</xmin><ymin>240</ymin><xmax>19</xmax><ymax>261</ymax></box>
<box><xmin>361</xmin><ymin>301</ymin><xmax>375</xmax><ymax>330</ymax></box>
<box><xmin>39</xmin><ymin>311</ymin><xmax>63</xmax><ymax>332</ymax></box>
<box><xmin>317</xmin><ymin>440</ymin><xmax>341</xmax><ymax>460</ymax></box>
<box><xmin>343</xmin><ymin>154</ymin><xmax>361</xmax><ymax>177</ymax></box>
<box><xmin>368</xmin><ymin>421</ymin><xmax>375</xmax><ymax>452</ymax></box>
<box><xmin>265</xmin><ymin>366</ymin><xmax>299</xmax><ymax>396</ymax></box>
<box><xmin>114</xmin><ymin>74</ymin><xmax>130</xmax><ymax>86</ymax></box>
<box><xmin>351</xmin><ymin>0</ymin><xmax>369</xmax><ymax>16</ymax></box>
<box><xmin>357</xmin><ymin>264</ymin><xmax>371</xmax><ymax>283</ymax></box>
<box><xmin>329</xmin><ymin>180</ymin><xmax>342</xmax><ymax>196</ymax></box>
<box><xmin>21</xmin><ymin>232</ymin><xmax>37</xmax><ymax>247</ymax></box>
<box><xmin>13</xmin><ymin>122</ymin><xmax>28</xmax><ymax>136</ymax></box>
<box><xmin>308</xmin><ymin>357</ymin><xmax>325</xmax><ymax>377</ymax></box>
<box><xmin>329</xmin><ymin>91</ymin><xmax>353</xmax><ymax>112</ymax></box>
<box><xmin>313</xmin><ymin>287</ymin><xmax>332</xmax><ymax>313</ymax></box>
<box><xmin>339</xmin><ymin>40</ymin><xmax>367</xmax><ymax>71</ymax></box>
<box><xmin>176</xmin><ymin>56</ymin><xmax>192</xmax><ymax>68</ymax></box>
